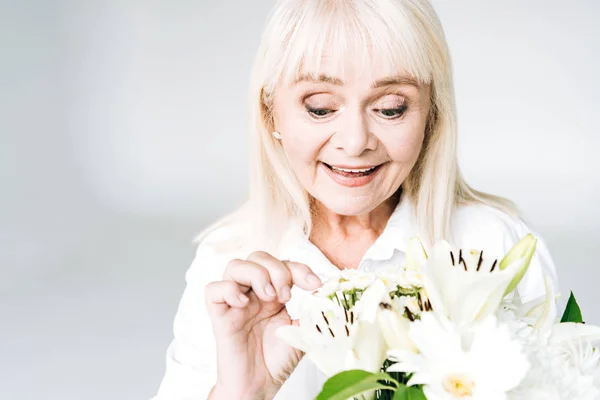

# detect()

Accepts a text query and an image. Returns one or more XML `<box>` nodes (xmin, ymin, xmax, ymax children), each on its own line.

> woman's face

<box><xmin>272</xmin><ymin>60</ymin><xmax>431</xmax><ymax>216</ymax></box>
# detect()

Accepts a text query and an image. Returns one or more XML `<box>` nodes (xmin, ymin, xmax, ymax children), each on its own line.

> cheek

<box><xmin>281</xmin><ymin>119</ymin><xmax>329</xmax><ymax>166</ymax></box>
<box><xmin>382</xmin><ymin>131</ymin><xmax>425</xmax><ymax>163</ymax></box>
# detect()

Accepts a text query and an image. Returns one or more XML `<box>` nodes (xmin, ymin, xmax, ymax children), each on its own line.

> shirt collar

<box><xmin>360</xmin><ymin>193</ymin><xmax>418</xmax><ymax>261</ymax></box>
<box><xmin>279</xmin><ymin>192</ymin><xmax>419</xmax><ymax>264</ymax></box>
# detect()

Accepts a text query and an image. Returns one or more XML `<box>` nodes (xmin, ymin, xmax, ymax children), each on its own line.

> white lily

<box><xmin>405</xmin><ymin>235</ymin><xmax>428</xmax><ymax>271</ymax></box>
<box><xmin>276</xmin><ymin>279</ymin><xmax>390</xmax><ymax>377</ymax></box>
<box><xmin>417</xmin><ymin>235</ymin><xmax>536</xmax><ymax>326</ymax></box>
<box><xmin>377</xmin><ymin>296</ymin><xmax>418</xmax><ymax>354</ymax></box>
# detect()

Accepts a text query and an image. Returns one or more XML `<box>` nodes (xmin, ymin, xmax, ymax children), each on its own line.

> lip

<box><xmin>320</xmin><ymin>162</ymin><xmax>384</xmax><ymax>188</ymax></box>
<box><xmin>327</xmin><ymin>164</ymin><xmax>379</xmax><ymax>170</ymax></box>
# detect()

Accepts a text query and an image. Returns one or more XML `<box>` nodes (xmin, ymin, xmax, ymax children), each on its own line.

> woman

<box><xmin>153</xmin><ymin>0</ymin><xmax>558</xmax><ymax>399</ymax></box>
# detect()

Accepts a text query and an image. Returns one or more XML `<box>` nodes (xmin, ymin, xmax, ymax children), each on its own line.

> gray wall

<box><xmin>1</xmin><ymin>1</ymin><xmax>599</xmax><ymax>399</ymax></box>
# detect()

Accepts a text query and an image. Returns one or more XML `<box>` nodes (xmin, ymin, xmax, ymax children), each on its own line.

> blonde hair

<box><xmin>195</xmin><ymin>0</ymin><xmax>518</xmax><ymax>251</ymax></box>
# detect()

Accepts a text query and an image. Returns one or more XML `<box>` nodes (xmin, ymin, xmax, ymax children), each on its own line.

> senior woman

<box><xmin>153</xmin><ymin>0</ymin><xmax>558</xmax><ymax>399</ymax></box>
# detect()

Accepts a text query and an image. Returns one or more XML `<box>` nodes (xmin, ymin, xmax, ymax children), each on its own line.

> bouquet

<box><xmin>277</xmin><ymin>235</ymin><xmax>600</xmax><ymax>400</ymax></box>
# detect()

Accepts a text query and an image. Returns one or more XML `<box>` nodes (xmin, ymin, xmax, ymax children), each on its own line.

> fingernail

<box><xmin>238</xmin><ymin>293</ymin><xmax>249</xmax><ymax>303</ymax></box>
<box><xmin>306</xmin><ymin>274</ymin><xmax>321</xmax><ymax>286</ymax></box>
<box><xmin>264</xmin><ymin>283</ymin><xmax>276</xmax><ymax>297</ymax></box>
<box><xmin>280</xmin><ymin>286</ymin><xmax>291</xmax><ymax>301</ymax></box>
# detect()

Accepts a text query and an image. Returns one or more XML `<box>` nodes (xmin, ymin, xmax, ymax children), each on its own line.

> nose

<box><xmin>329</xmin><ymin>109</ymin><xmax>377</xmax><ymax>157</ymax></box>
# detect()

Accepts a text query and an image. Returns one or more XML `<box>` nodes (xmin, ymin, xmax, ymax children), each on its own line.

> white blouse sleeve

<box><xmin>152</xmin><ymin>239</ymin><xmax>233</xmax><ymax>400</ymax></box>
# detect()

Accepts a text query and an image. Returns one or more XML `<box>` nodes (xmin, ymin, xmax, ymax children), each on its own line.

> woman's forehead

<box><xmin>282</xmin><ymin>53</ymin><xmax>421</xmax><ymax>89</ymax></box>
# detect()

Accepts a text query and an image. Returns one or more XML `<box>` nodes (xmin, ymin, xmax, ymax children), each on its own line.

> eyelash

<box><xmin>306</xmin><ymin>104</ymin><xmax>408</xmax><ymax>120</ymax></box>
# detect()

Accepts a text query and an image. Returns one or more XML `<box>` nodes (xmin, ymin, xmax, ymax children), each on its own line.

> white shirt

<box><xmin>152</xmin><ymin>198</ymin><xmax>558</xmax><ymax>400</ymax></box>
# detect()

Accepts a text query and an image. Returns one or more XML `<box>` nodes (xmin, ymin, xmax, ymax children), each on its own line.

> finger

<box><xmin>205</xmin><ymin>280</ymin><xmax>250</xmax><ymax>316</ymax></box>
<box><xmin>247</xmin><ymin>251</ymin><xmax>293</xmax><ymax>303</ymax></box>
<box><xmin>283</xmin><ymin>261</ymin><xmax>322</xmax><ymax>291</ymax></box>
<box><xmin>222</xmin><ymin>259</ymin><xmax>278</xmax><ymax>302</ymax></box>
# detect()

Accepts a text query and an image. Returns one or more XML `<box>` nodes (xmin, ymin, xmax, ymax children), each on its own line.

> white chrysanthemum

<box><xmin>338</xmin><ymin>269</ymin><xmax>376</xmax><ymax>291</ymax></box>
<box><xmin>507</xmin><ymin>333</ymin><xmax>600</xmax><ymax>400</ymax></box>
<box><xmin>500</xmin><ymin>279</ymin><xmax>600</xmax><ymax>400</ymax></box>
<box><xmin>314</xmin><ymin>270</ymin><xmax>377</xmax><ymax>298</ymax></box>
<box><xmin>387</xmin><ymin>313</ymin><xmax>529</xmax><ymax>400</ymax></box>
<box><xmin>373</xmin><ymin>264</ymin><xmax>424</xmax><ymax>292</ymax></box>
<box><xmin>567</xmin><ymin>342</ymin><xmax>600</xmax><ymax>388</ymax></box>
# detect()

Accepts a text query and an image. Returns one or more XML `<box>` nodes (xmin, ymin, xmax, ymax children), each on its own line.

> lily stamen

<box><xmin>490</xmin><ymin>259</ymin><xmax>498</xmax><ymax>272</ymax></box>
<box><xmin>477</xmin><ymin>251</ymin><xmax>484</xmax><ymax>271</ymax></box>
<box><xmin>405</xmin><ymin>307</ymin><xmax>415</xmax><ymax>321</ymax></box>
<box><xmin>321</xmin><ymin>311</ymin><xmax>329</xmax><ymax>325</ymax></box>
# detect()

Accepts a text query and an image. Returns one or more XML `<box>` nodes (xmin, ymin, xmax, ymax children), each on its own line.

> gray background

<box><xmin>1</xmin><ymin>1</ymin><xmax>599</xmax><ymax>399</ymax></box>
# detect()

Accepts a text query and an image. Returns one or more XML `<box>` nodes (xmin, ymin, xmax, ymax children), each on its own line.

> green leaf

<box><xmin>561</xmin><ymin>291</ymin><xmax>583</xmax><ymax>323</ymax></box>
<box><xmin>316</xmin><ymin>370</ymin><xmax>399</xmax><ymax>400</ymax></box>
<box><xmin>392</xmin><ymin>385</ymin><xmax>427</xmax><ymax>400</ymax></box>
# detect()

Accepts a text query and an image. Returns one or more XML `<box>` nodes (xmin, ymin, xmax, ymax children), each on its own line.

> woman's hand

<box><xmin>205</xmin><ymin>252</ymin><xmax>322</xmax><ymax>400</ymax></box>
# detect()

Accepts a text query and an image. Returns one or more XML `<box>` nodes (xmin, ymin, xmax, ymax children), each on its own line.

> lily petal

<box><xmin>534</xmin><ymin>277</ymin><xmax>557</xmax><ymax>337</ymax></box>
<box><xmin>470</xmin><ymin>258</ymin><xmax>526</xmax><ymax>322</ymax></box>
<box><xmin>353</xmin><ymin>320</ymin><xmax>389</xmax><ymax>373</ymax></box>
<box><xmin>354</xmin><ymin>279</ymin><xmax>388</xmax><ymax>324</ymax></box>
<box><xmin>500</xmin><ymin>234</ymin><xmax>537</xmax><ymax>296</ymax></box>
<box><xmin>377</xmin><ymin>307</ymin><xmax>417</xmax><ymax>353</ymax></box>
<box><xmin>406</xmin><ymin>236</ymin><xmax>428</xmax><ymax>271</ymax></box>
<box><xmin>275</xmin><ymin>325</ymin><xmax>311</xmax><ymax>353</ymax></box>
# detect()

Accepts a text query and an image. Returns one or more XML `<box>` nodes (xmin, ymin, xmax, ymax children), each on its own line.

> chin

<box><xmin>315</xmin><ymin>195</ymin><xmax>381</xmax><ymax>216</ymax></box>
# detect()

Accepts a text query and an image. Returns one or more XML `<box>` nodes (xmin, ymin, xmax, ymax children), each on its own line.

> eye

<box><xmin>374</xmin><ymin>105</ymin><xmax>408</xmax><ymax>119</ymax></box>
<box><xmin>302</xmin><ymin>92</ymin><xmax>337</xmax><ymax>119</ymax></box>
<box><xmin>306</xmin><ymin>107</ymin><xmax>335</xmax><ymax>118</ymax></box>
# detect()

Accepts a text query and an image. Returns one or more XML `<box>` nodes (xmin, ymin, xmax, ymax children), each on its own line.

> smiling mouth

<box><xmin>322</xmin><ymin>162</ymin><xmax>381</xmax><ymax>177</ymax></box>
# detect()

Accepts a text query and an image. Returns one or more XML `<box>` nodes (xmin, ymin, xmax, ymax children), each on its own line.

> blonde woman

<box><xmin>153</xmin><ymin>0</ymin><xmax>558</xmax><ymax>399</ymax></box>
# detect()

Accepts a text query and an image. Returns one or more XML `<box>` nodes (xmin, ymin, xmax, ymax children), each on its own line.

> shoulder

<box><xmin>450</xmin><ymin>202</ymin><xmax>528</xmax><ymax>258</ymax></box>
<box><xmin>450</xmin><ymin>202</ymin><xmax>558</xmax><ymax>302</ymax></box>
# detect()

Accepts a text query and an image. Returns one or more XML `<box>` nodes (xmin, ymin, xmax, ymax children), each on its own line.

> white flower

<box><xmin>507</xmin><ymin>333</ymin><xmax>600</xmax><ymax>400</ymax></box>
<box><xmin>276</xmin><ymin>279</ymin><xmax>390</xmax><ymax>377</ymax></box>
<box><xmin>366</xmin><ymin>264</ymin><xmax>423</xmax><ymax>292</ymax></box>
<box><xmin>387</xmin><ymin>313</ymin><xmax>529</xmax><ymax>400</ymax></box>
<box><xmin>559</xmin><ymin>341</ymin><xmax>600</xmax><ymax>398</ymax></box>
<box><xmin>395</xmin><ymin>295</ymin><xmax>422</xmax><ymax>318</ymax></box>
<box><xmin>376</xmin><ymin>293</ymin><xmax>418</xmax><ymax>354</ymax></box>
<box><xmin>567</xmin><ymin>342</ymin><xmax>600</xmax><ymax>386</ymax></box>
<box><xmin>338</xmin><ymin>269</ymin><xmax>377</xmax><ymax>291</ymax></box>
<box><xmin>504</xmin><ymin>277</ymin><xmax>600</xmax><ymax>400</ymax></box>
<box><xmin>420</xmin><ymin>235</ymin><xmax>536</xmax><ymax>326</ymax></box>
<box><xmin>361</xmin><ymin>237</ymin><xmax>428</xmax><ymax>292</ymax></box>
<box><xmin>315</xmin><ymin>270</ymin><xmax>377</xmax><ymax>298</ymax></box>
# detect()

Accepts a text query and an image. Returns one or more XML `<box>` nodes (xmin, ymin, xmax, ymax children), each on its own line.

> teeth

<box><xmin>330</xmin><ymin>166</ymin><xmax>376</xmax><ymax>173</ymax></box>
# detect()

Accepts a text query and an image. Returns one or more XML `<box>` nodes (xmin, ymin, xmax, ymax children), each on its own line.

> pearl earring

<box><xmin>272</xmin><ymin>131</ymin><xmax>282</xmax><ymax>140</ymax></box>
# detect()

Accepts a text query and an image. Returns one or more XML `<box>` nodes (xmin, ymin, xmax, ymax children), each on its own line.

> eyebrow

<box><xmin>293</xmin><ymin>73</ymin><xmax>420</xmax><ymax>89</ymax></box>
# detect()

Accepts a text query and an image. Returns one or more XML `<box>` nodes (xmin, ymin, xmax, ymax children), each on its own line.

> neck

<box><xmin>310</xmin><ymin>192</ymin><xmax>400</xmax><ymax>243</ymax></box>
